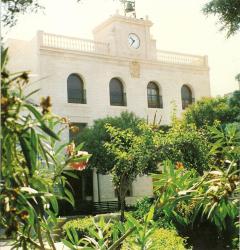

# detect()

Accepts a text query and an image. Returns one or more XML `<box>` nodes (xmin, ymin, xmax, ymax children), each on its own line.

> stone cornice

<box><xmin>39</xmin><ymin>47</ymin><xmax>209</xmax><ymax>73</ymax></box>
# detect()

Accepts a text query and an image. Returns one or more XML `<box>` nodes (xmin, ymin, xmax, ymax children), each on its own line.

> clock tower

<box><xmin>93</xmin><ymin>13</ymin><xmax>157</xmax><ymax>60</ymax></box>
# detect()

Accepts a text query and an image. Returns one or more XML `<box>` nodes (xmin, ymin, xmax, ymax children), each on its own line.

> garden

<box><xmin>1</xmin><ymin>45</ymin><xmax>239</xmax><ymax>249</ymax></box>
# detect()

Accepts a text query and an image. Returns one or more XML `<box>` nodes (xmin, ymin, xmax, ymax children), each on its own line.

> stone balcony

<box><xmin>40</xmin><ymin>31</ymin><xmax>110</xmax><ymax>55</ymax></box>
<box><xmin>38</xmin><ymin>31</ymin><xmax>208</xmax><ymax>67</ymax></box>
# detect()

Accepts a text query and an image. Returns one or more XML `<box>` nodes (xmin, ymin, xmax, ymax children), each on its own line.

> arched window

<box><xmin>181</xmin><ymin>85</ymin><xmax>193</xmax><ymax>109</ymax></box>
<box><xmin>147</xmin><ymin>82</ymin><xmax>163</xmax><ymax>108</ymax></box>
<box><xmin>109</xmin><ymin>78</ymin><xmax>126</xmax><ymax>106</ymax></box>
<box><xmin>67</xmin><ymin>74</ymin><xmax>86</xmax><ymax>104</ymax></box>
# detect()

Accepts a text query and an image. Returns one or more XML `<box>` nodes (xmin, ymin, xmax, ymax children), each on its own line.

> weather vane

<box><xmin>119</xmin><ymin>0</ymin><xmax>136</xmax><ymax>18</ymax></box>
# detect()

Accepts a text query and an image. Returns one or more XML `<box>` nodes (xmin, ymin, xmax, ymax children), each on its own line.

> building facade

<box><xmin>7</xmin><ymin>14</ymin><xmax>211</xmax><ymax>209</ymax></box>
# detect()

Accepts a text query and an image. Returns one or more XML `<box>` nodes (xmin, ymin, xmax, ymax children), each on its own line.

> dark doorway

<box><xmin>58</xmin><ymin>170</ymin><xmax>93</xmax><ymax>216</ymax></box>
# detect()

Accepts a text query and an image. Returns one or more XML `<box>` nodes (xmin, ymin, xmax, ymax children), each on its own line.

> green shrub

<box><xmin>63</xmin><ymin>216</ymin><xmax>94</xmax><ymax>238</ymax></box>
<box><xmin>121</xmin><ymin>228</ymin><xmax>187</xmax><ymax>250</ymax></box>
<box><xmin>132</xmin><ymin>197</ymin><xmax>153</xmax><ymax>219</ymax></box>
<box><xmin>62</xmin><ymin>215</ymin><xmax>118</xmax><ymax>240</ymax></box>
<box><xmin>132</xmin><ymin>197</ymin><xmax>175</xmax><ymax>229</ymax></box>
<box><xmin>158</xmin><ymin>123</ymin><xmax>210</xmax><ymax>174</ymax></box>
<box><xmin>182</xmin><ymin>96</ymin><xmax>239</xmax><ymax>128</ymax></box>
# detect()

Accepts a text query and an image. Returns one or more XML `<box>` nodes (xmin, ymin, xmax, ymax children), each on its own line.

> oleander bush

<box><xmin>0</xmin><ymin>47</ymin><xmax>91</xmax><ymax>249</ymax></box>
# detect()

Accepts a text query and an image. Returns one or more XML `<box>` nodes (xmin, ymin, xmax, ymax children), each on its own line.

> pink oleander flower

<box><xmin>70</xmin><ymin>161</ymin><xmax>87</xmax><ymax>171</ymax></box>
<box><xmin>69</xmin><ymin>151</ymin><xmax>89</xmax><ymax>171</ymax></box>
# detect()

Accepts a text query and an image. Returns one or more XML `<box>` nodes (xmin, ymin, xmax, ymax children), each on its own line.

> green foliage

<box><xmin>121</xmin><ymin>226</ymin><xmax>187</xmax><ymax>250</ymax></box>
<box><xmin>121</xmin><ymin>208</ymin><xmax>158</xmax><ymax>250</ymax></box>
<box><xmin>183</xmin><ymin>96</ymin><xmax>238</xmax><ymax>129</ymax></box>
<box><xmin>2</xmin><ymin>0</ymin><xmax>43</xmax><ymax>27</ymax></box>
<box><xmin>235</xmin><ymin>73</ymin><xmax>240</xmax><ymax>82</ymax></box>
<box><xmin>63</xmin><ymin>216</ymin><xmax>94</xmax><ymax>238</ymax></box>
<box><xmin>228</xmin><ymin>90</ymin><xmax>240</xmax><ymax>122</ymax></box>
<box><xmin>149</xmin><ymin>228</ymin><xmax>187</xmax><ymax>250</ymax></box>
<box><xmin>0</xmin><ymin>47</ymin><xmax>90</xmax><ymax>249</ymax></box>
<box><xmin>209</xmin><ymin>123</ymin><xmax>240</xmax><ymax>164</ymax></box>
<box><xmin>78</xmin><ymin>114</ymin><xmax>158</xmax><ymax>221</ymax></box>
<box><xmin>132</xmin><ymin>197</ymin><xmax>153</xmax><ymax>220</ymax></box>
<box><xmin>153</xmin><ymin>124</ymin><xmax>240</xmax><ymax>248</ymax></box>
<box><xmin>192</xmin><ymin>124</ymin><xmax>240</xmax><ymax>230</ymax></box>
<box><xmin>62</xmin><ymin>216</ymin><xmax>136</xmax><ymax>250</ymax></box>
<box><xmin>76</xmin><ymin>111</ymin><xmax>143</xmax><ymax>174</ymax></box>
<box><xmin>152</xmin><ymin>161</ymin><xmax>198</xmax><ymax>225</ymax></box>
<box><xmin>63</xmin><ymin>217</ymin><xmax>115</xmax><ymax>250</ymax></box>
<box><xmin>104</xmin><ymin>122</ymin><xmax>159</xmax><ymax>220</ymax></box>
<box><xmin>104</xmin><ymin>123</ymin><xmax>159</xmax><ymax>183</ymax></box>
<box><xmin>158</xmin><ymin>123</ymin><xmax>210</xmax><ymax>173</ymax></box>
<box><xmin>62</xmin><ymin>208</ymin><xmax>188</xmax><ymax>250</ymax></box>
<box><xmin>202</xmin><ymin>0</ymin><xmax>240</xmax><ymax>37</ymax></box>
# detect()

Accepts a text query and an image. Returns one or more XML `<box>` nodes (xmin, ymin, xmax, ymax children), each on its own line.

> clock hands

<box><xmin>130</xmin><ymin>36</ymin><xmax>135</xmax><ymax>46</ymax></box>
<box><xmin>128</xmin><ymin>33</ymin><xmax>139</xmax><ymax>48</ymax></box>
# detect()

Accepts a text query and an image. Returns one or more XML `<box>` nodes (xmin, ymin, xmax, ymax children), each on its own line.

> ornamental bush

<box><xmin>158</xmin><ymin>123</ymin><xmax>211</xmax><ymax>174</ymax></box>
<box><xmin>63</xmin><ymin>216</ymin><xmax>94</xmax><ymax>238</ymax></box>
<box><xmin>182</xmin><ymin>95</ymin><xmax>239</xmax><ymax>128</ymax></box>
<box><xmin>121</xmin><ymin>228</ymin><xmax>187</xmax><ymax>250</ymax></box>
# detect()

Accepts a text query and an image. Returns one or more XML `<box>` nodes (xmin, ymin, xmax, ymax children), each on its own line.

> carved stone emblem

<box><xmin>129</xmin><ymin>61</ymin><xmax>140</xmax><ymax>78</ymax></box>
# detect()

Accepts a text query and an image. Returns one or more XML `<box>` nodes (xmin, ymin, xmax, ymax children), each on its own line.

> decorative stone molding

<box><xmin>129</xmin><ymin>61</ymin><xmax>140</xmax><ymax>78</ymax></box>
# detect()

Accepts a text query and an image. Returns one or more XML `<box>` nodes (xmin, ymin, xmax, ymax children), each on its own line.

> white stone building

<box><xmin>7</xmin><ymin>14</ymin><xmax>211</xmax><ymax>212</ymax></box>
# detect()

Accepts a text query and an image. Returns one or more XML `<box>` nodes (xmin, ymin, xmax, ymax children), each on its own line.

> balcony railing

<box><xmin>40</xmin><ymin>32</ymin><xmax>110</xmax><ymax>55</ymax></box>
<box><xmin>148</xmin><ymin>95</ymin><xmax>163</xmax><ymax>109</ymax></box>
<box><xmin>157</xmin><ymin>50</ymin><xmax>207</xmax><ymax>67</ymax></box>
<box><xmin>68</xmin><ymin>89</ymin><xmax>87</xmax><ymax>104</ymax></box>
<box><xmin>110</xmin><ymin>93</ymin><xmax>127</xmax><ymax>106</ymax></box>
<box><xmin>38</xmin><ymin>32</ymin><xmax>207</xmax><ymax>67</ymax></box>
<box><xmin>182</xmin><ymin>98</ymin><xmax>195</xmax><ymax>110</ymax></box>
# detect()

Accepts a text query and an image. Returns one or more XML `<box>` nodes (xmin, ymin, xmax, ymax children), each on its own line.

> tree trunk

<box><xmin>117</xmin><ymin>178</ymin><xmax>130</xmax><ymax>222</ymax></box>
<box><xmin>120</xmin><ymin>193</ymin><xmax>126</xmax><ymax>222</ymax></box>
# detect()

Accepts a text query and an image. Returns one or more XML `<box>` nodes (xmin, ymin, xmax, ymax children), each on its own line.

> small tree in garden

<box><xmin>104</xmin><ymin>123</ymin><xmax>159</xmax><ymax>221</ymax></box>
<box><xmin>0</xmin><ymin>47</ymin><xmax>90</xmax><ymax>249</ymax></box>
<box><xmin>158</xmin><ymin>122</ymin><xmax>211</xmax><ymax>174</ymax></box>
<box><xmin>182</xmin><ymin>96</ymin><xmax>239</xmax><ymax>129</ymax></box>
<box><xmin>76</xmin><ymin>111</ymin><xmax>143</xmax><ymax>174</ymax></box>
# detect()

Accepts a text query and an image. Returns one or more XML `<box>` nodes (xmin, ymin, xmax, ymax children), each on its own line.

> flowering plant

<box><xmin>0</xmin><ymin>47</ymin><xmax>90</xmax><ymax>249</ymax></box>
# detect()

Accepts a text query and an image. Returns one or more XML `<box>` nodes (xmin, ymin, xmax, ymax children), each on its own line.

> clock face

<box><xmin>128</xmin><ymin>33</ymin><xmax>140</xmax><ymax>49</ymax></box>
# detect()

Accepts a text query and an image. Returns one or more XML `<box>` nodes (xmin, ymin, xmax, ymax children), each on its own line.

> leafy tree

<box><xmin>235</xmin><ymin>73</ymin><xmax>240</xmax><ymax>82</ymax></box>
<box><xmin>228</xmin><ymin>90</ymin><xmax>240</xmax><ymax>121</ymax></box>
<box><xmin>202</xmin><ymin>0</ymin><xmax>240</xmax><ymax>37</ymax></box>
<box><xmin>157</xmin><ymin>122</ymin><xmax>211</xmax><ymax>174</ymax></box>
<box><xmin>2</xmin><ymin>0</ymin><xmax>43</xmax><ymax>27</ymax></box>
<box><xmin>182</xmin><ymin>96</ymin><xmax>239</xmax><ymax>129</ymax></box>
<box><xmin>76</xmin><ymin>112</ymin><xmax>143</xmax><ymax>174</ymax></box>
<box><xmin>104</xmin><ymin>123</ymin><xmax>159</xmax><ymax>221</ymax></box>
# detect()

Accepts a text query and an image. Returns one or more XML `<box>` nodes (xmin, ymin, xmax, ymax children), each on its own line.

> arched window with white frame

<box><xmin>147</xmin><ymin>82</ymin><xmax>163</xmax><ymax>108</ymax></box>
<box><xmin>67</xmin><ymin>74</ymin><xmax>86</xmax><ymax>104</ymax></box>
<box><xmin>181</xmin><ymin>84</ymin><xmax>193</xmax><ymax>109</ymax></box>
<box><xmin>109</xmin><ymin>78</ymin><xmax>126</xmax><ymax>106</ymax></box>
